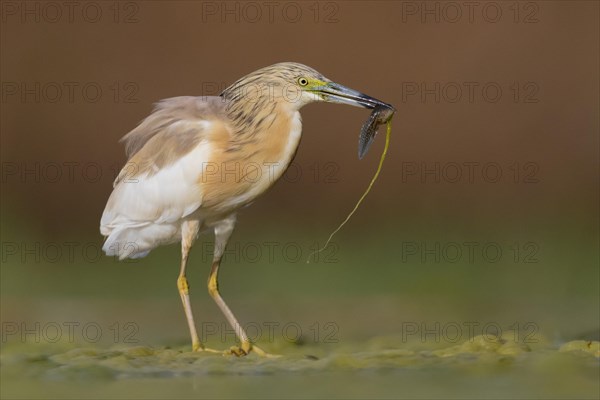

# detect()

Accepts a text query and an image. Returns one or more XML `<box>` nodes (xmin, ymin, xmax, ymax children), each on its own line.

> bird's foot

<box><xmin>192</xmin><ymin>342</ymin><xmax>222</xmax><ymax>354</ymax></box>
<box><xmin>226</xmin><ymin>342</ymin><xmax>280</xmax><ymax>358</ymax></box>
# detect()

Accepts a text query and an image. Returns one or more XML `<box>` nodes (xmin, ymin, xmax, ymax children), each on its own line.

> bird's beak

<box><xmin>312</xmin><ymin>82</ymin><xmax>394</xmax><ymax>110</ymax></box>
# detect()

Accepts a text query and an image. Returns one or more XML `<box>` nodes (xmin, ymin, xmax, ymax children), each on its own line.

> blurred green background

<box><xmin>1</xmin><ymin>1</ymin><xmax>598</xmax><ymax>399</ymax></box>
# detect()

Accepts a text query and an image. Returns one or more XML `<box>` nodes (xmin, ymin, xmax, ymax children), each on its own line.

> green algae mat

<box><xmin>2</xmin><ymin>335</ymin><xmax>598</xmax><ymax>399</ymax></box>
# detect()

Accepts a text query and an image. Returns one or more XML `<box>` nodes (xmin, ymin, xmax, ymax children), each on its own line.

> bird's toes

<box><xmin>226</xmin><ymin>345</ymin><xmax>248</xmax><ymax>357</ymax></box>
<box><xmin>224</xmin><ymin>343</ymin><xmax>279</xmax><ymax>358</ymax></box>
<box><xmin>198</xmin><ymin>347</ymin><xmax>222</xmax><ymax>354</ymax></box>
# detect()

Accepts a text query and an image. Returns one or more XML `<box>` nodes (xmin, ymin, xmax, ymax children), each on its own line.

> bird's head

<box><xmin>221</xmin><ymin>62</ymin><xmax>394</xmax><ymax>113</ymax></box>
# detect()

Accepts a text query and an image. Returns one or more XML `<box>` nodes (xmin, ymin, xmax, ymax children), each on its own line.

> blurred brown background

<box><xmin>2</xmin><ymin>1</ymin><xmax>598</xmax><ymax>233</ymax></box>
<box><xmin>1</xmin><ymin>1</ymin><xmax>598</xmax><ymax>346</ymax></box>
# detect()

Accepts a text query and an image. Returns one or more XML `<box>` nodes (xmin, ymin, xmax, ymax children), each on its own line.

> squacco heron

<box><xmin>100</xmin><ymin>62</ymin><xmax>392</xmax><ymax>356</ymax></box>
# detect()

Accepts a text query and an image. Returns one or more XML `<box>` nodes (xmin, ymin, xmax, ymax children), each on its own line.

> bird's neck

<box><xmin>222</xmin><ymin>96</ymin><xmax>298</xmax><ymax>138</ymax></box>
<box><xmin>220</xmin><ymin>80</ymin><xmax>304</xmax><ymax>136</ymax></box>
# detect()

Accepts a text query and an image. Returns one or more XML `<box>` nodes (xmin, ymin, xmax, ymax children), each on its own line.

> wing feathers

<box><xmin>100</xmin><ymin>96</ymin><xmax>226</xmax><ymax>258</ymax></box>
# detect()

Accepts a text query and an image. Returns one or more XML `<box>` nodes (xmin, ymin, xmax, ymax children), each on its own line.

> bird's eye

<box><xmin>298</xmin><ymin>77</ymin><xmax>309</xmax><ymax>86</ymax></box>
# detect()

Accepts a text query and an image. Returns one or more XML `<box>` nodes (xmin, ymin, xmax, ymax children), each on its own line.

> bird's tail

<box><xmin>101</xmin><ymin>223</ymin><xmax>177</xmax><ymax>260</ymax></box>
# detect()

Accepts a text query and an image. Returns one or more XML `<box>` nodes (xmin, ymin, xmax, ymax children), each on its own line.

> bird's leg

<box><xmin>177</xmin><ymin>220</ymin><xmax>219</xmax><ymax>353</ymax></box>
<box><xmin>207</xmin><ymin>215</ymin><xmax>275</xmax><ymax>357</ymax></box>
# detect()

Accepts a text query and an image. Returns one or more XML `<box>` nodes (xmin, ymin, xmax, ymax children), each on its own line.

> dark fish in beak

<box><xmin>312</xmin><ymin>82</ymin><xmax>396</xmax><ymax>159</ymax></box>
<box><xmin>358</xmin><ymin>104</ymin><xmax>395</xmax><ymax>159</ymax></box>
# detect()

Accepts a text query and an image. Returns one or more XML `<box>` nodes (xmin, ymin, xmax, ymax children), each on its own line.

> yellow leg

<box><xmin>177</xmin><ymin>220</ymin><xmax>220</xmax><ymax>353</ymax></box>
<box><xmin>208</xmin><ymin>261</ymin><xmax>275</xmax><ymax>357</ymax></box>
<box><xmin>208</xmin><ymin>215</ymin><xmax>278</xmax><ymax>358</ymax></box>
<box><xmin>177</xmin><ymin>273</ymin><xmax>202</xmax><ymax>351</ymax></box>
